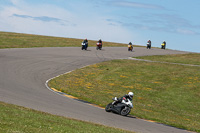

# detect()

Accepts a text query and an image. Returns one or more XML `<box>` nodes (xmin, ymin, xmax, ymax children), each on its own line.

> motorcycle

<box><xmin>128</xmin><ymin>45</ymin><xmax>133</xmax><ymax>51</ymax></box>
<box><xmin>161</xmin><ymin>43</ymin><xmax>165</xmax><ymax>49</ymax></box>
<box><xmin>105</xmin><ymin>97</ymin><xmax>133</xmax><ymax>116</ymax></box>
<box><xmin>147</xmin><ymin>43</ymin><xmax>151</xmax><ymax>49</ymax></box>
<box><xmin>82</xmin><ymin>42</ymin><xmax>88</xmax><ymax>50</ymax></box>
<box><xmin>96</xmin><ymin>42</ymin><xmax>102</xmax><ymax>50</ymax></box>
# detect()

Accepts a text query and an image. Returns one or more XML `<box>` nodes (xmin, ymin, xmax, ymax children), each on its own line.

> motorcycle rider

<box><xmin>161</xmin><ymin>41</ymin><xmax>166</xmax><ymax>49</ymax></box>
<box><xmin>163</xmin><ymin>41</ymin><xmax>166</xmax><ymax>46</ymax></box>
<box><xmin>112</xmin><ymin>92</ymin><xmax>134</xmax><ymax>106</ymax></box>
<box><xmin>147</xmin><ymin>40</ymin><xmax>151</xmax><ymax>49</ymax></box>
<box><xmin>97</xmin><ymin>39</ymin><xmax>102</xmax><ymax>49</ymax></box>
<box><xmin>128</xmin><ymin>42</ymin><xmax>133</xmax><ymax>51</ymax></box>
<box><xmin>83</xmin><ymin>38</ymin><xmax>88</xmax><ymax>48</ymax></box>
<box><xmin>98</xmin><ymin>39</ymin><xmax>102</xmax><ymax>44</ymax></box>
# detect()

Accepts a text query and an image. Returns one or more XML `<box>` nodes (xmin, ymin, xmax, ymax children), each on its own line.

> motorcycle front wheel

<box><xmin>105</xmin><ymin>103</ymin><xmax>112</xmax><ymax>112</ymax></box>
<box><xmin>120</xmin><ymin>107</ymin><xmax>131</xmax><ymax>116</ymax></box>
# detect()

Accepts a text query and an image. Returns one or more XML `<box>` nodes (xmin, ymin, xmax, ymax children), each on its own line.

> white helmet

<box><xmin>128</xmin><ymin>92</ymin><xmax>134</xmax><ymax>99</ymax></box>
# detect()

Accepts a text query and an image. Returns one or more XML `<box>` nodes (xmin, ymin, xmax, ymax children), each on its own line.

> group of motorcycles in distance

<box><xmin>128</xmin><ymin>40</ymin><xmax>167</xmax><ymax>52</ymax></box>
<box><xmin>82</xmin><ymin>39</ymin><xmax>166</xmax><ymax>51</ymax></box>
<box><xmin>81</xmin><ymin>39</ymin><xmax>102</xmax><ymax>50</ymax></box>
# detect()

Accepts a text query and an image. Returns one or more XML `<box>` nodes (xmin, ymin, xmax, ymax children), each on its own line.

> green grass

<box><xmin>135</xmin><ymin>53</ymin><xmax>200</xmax><ymax>65</ymax></box>
<box><xmin>0</xmin><ymin>31</ymin><xmax>134</xmax><ymax>49</ymax></box>
<box><xmin>49</xmin><ymin>54</ymin><xmax>200</xmax><ymax>132</ymax></box>
<box><xmin>0</xmin><ymin>102</ymin><xmax>132</xmax><ymax>133</ymax></box>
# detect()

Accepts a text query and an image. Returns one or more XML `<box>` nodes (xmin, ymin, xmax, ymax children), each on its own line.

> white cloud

<box><xmin>112</xmin><ymin>1</ymin><xmax>165</xmax><ymax>10</ymax></box>
<box><xmin>0</xmin><ymin>0</ymin><xmax>133</xmax><ymax>43</ymax></box>
<box><xmin>176</xmin><ymin>29</ymin><xmax>198</xmax><ymax>35</ymax></box>
<box><xmin>9</xmin><ymin>0</ymin><xmax>22</xmax><ymax>5</ymax></box>
<box><xmin>0</xmin><ymin>1</ymin><xmax>74</xmax><ymax>35</ymax></box>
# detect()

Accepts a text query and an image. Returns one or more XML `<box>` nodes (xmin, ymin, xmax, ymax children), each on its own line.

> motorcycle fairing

<box><xmin>111</xmin><ymin>103</ymin><xmax>127</xmax><ymax>114</ymax></box>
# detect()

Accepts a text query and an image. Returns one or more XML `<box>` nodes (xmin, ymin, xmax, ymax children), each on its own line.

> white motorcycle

<box><xmin>105</xmin><ymin>97</ymin><xmax>133</xmax><ymax>116</ymax></box>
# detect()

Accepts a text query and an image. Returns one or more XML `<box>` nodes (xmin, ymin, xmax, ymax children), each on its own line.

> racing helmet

<box><xmin>128</xmin><ymin>92</ymin><xmax>134</xmax><ymax>99</ymax></box>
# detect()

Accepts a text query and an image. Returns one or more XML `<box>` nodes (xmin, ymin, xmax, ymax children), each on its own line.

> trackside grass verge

<box><xmin>48</xmin><ymin>54</ymin><xmax>200</xmax><ymax>132</ymax></box>
<box><xmin>0</xmin><ymin>31</ymin><xmax>141</xmax><ymax>49</ymax></box>
<box><xmin>0</xmin><ymin>102</ymin><xmax>132</xmax><ymax>133</ymax></box>
<box><xmin>135</xmin><ymin>53</ymin><xmax>200</xmax><ymax>65</ymax></box>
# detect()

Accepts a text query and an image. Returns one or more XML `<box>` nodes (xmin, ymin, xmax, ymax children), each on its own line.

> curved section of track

<box><xmin>0</xmin><ymin>47</ymin><xmax>191</xmax><ymax>133</ymax></box>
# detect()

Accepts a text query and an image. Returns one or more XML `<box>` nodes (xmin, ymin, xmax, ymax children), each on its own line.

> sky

<box><xmin>0</xmin><ymin>0</ymin><xmax>200</xmax><ymax>53</ymax></box>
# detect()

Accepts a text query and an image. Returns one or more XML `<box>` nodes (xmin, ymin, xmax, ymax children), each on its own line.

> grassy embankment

<box><xmin>136</xmin><ymin>54</ymin><xmax>200</xmax><ymax>65</ymax></box>
<box><xmin>49</xmin><ymin>54</ymin><xmax>200</xmax><ymax>132</ymax></box>
<box><xmin>0</xmin><ymin>31</ymin><xmax>133</xmax><ymax>48</ymax></box>
<box><xmin>0</xmin><ymin>102</ymin><xmax>132</xmax><ymax>133</ymax></box>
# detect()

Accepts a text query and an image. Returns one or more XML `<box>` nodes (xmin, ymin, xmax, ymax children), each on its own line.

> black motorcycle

<box><xmin>105</xmin><ymin>97</ymin><xmax>133</xmax><ymax>116</ymax></box>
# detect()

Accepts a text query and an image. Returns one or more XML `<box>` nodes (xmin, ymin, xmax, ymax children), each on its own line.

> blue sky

<box><xmin>0</xmin><ymin>0</ymin><xmax>200</xmax><ymax>52</ymax></box>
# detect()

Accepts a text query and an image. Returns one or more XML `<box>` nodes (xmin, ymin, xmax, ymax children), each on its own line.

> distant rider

<box><xmin>98</xmin><ymin>39</ymin><xmax>102</xmax><ymax>44</ymax></box>
<box><xmin>161</xmin><ymin>41</ymin><xmax>166</xmax><ymax>49</ymax></box>
<box><xmin>163</xmin><ymin>41</ymin><xmax>166</xmax><ymax>46</ymax></box>
<box><xmin>83</xmin><ymin>38</ymin><xmax>88</xmax><ymax>48</ymax></box>
<box><xmin>112</xmin><ymin>92</ymin><xmax>134</xmax><ymax>106</ymax></box>
<box><xmin>147</xmin><ymin>40</ymin><xmax>151</xmax><ymax>49</ymax></box>
<box><xmin>128</xmin><ymin>42</ymin><xmax>133</xmax><ymax>51</ymax></box>
<box><xmin>97</xmin><ymin>39</ymin><xmax>102</xmax><ymax>48</ymax></box>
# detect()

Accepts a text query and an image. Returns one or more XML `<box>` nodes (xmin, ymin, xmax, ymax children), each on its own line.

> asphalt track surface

<box><xmin>0</xmin><ymin>47</ymin><xmax>192</xmax><ymax>133</ymax></box>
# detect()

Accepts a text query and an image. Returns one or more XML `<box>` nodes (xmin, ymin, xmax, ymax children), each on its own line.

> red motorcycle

<box><xmin>96</xmin><ymin>43</ymin><xmax>102</xmax><ymax>50</ymax></box>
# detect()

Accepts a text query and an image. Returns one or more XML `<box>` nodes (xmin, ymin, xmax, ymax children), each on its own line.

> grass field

<box><xmin>49</xmin><ymin>54</ymin><xmax>200</xmax><ymax>132</ymax></box>
<box><xmin>0</xmin><ymin>31</ymin><xmax>134</xmax><ymax>49</ymax></box>
<box><xmin>0</xmin><ymin>101</ymin><xmax>132</xmax><ymax>133</ymax></box>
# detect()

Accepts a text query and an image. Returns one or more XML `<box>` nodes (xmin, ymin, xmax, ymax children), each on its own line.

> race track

<box><xmin>0</xmin><ymin>47</ymin><xmax>191</xmax><ymax>133</ymax></box>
